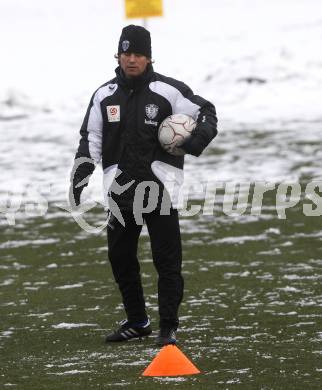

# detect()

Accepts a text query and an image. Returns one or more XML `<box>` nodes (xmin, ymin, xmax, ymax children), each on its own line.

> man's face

<box><xmin>119</xmin><ymin>52</ymin><xmax>150</xmax><ymax>78</ymax></box>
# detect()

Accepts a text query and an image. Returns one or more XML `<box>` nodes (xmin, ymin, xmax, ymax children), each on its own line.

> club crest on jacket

<box><xmin>145</xmin><ymin>104</ymin><xmax>159</xmax><ymax>119</ymax></box>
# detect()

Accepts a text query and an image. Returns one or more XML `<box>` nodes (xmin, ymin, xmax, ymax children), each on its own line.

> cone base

<box><xmin>143</xmin><ymin>372</ymin><xmax>200</xmax><ymax>377</ymax></box>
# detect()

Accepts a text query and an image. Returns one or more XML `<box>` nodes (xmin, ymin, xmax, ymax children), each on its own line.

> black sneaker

<box><xmin>105</xmin><ymin>319</ymin><xmax>152</xmax><ymax>342</ymax></box>
<box><xmin>156</xmin><ymin>327</ymin><xmax>177</xmax><ymax>346</ymax></box>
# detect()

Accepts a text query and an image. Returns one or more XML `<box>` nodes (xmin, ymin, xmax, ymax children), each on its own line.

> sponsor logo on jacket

<box><xmin>107</xmin><ymin>105</ymin><xmax>120</xmax><ymax>122</ymax></box>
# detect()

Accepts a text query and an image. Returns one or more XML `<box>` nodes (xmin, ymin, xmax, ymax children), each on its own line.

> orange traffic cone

<box><xmin>142</xmin><ymin>345</ymin><xmax>201</xmax><ymax>377</ymax></box>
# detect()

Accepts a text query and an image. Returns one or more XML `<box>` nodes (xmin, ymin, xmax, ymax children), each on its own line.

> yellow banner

<box><xmin>125</xmin><ymin>0</ymin><xmax>163</xmax><ymax>19</ymax></box>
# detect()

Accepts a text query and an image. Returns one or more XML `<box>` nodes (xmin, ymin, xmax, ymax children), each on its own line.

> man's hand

<box><xmin>69</xmin><ymin>176</ymin><xmax>85</xmax><ymax>207</ymax></box>
<box><xmin>179</xmin><ymin>133</ymin><xmax>202</xmax><ymax>157</ymax></box>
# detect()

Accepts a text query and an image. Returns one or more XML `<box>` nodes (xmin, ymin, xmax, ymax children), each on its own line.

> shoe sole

<box><xmin>155</xmin><ymin>339</ymin><xmax>177</xmax><ymax>347</ymax></box>
<box><xmin>105</xmin><ymin>331</ymin><xmax>152</xmax><ymax>343</ymax></box>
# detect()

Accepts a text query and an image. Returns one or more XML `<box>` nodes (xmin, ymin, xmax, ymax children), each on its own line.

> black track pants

<box><xmin>107</xmin><ymin>208</ymin><xmax>184</xmax><ymax>329</ymax></box>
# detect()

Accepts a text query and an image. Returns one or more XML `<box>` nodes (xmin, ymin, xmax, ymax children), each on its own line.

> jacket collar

<box><xmin>115</xmin><ymin>64</ymin><xmax>154</xmax><ymax>91</ymax></box>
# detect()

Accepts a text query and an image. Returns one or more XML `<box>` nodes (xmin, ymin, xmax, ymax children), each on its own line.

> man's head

<box><xmin>117</xmin><ymin>25</ymin><xmax>152</xmax><ymax>78</ymax></box>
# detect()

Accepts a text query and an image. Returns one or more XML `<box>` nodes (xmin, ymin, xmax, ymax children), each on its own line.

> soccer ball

<box><xmin>158</xmin><ymin>114</ymin><xmax>196</xmax><ymax>156</ymax></box>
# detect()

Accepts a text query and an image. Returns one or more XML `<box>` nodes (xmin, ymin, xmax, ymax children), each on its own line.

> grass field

<box><xmin>1</xmin><ymin>186</ymin><xmax>322</xmax><ymax>389</ymax></box>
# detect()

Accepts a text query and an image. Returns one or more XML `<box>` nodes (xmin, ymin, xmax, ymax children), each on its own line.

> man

<box><xmin>70</xmin><ymin>25</ymin><xmax>217</xmax><ymax>346</ymax></box>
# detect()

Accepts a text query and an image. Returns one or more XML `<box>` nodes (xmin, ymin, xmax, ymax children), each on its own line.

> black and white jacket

<box><xmin>73</xmin><ymin>65</ymin><xmax>217</xmax><ymax>207</ymax></box>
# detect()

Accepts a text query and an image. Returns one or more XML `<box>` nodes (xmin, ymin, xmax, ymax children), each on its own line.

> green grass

<box><xmin>1</xmin><ymin>194</ymin><xmax>322</xmax><ymax>389</ymax></box>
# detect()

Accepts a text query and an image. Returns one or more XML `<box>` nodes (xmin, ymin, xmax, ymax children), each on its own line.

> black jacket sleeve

<box><xmin>178</xmin><ymin>84</ymin><xmax>218</xmax><ymax>157</ymax></box>
<box><xmin>70</xmin><ymin>90</ymin><xmax>103</xmax><ymax>191</ymax></box>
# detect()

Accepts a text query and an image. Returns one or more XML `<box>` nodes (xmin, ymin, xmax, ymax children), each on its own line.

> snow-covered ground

<box><xmin>1</xmin><ymin>0</ymin><xmax>322</xmax><ymax>206</ymax></box>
